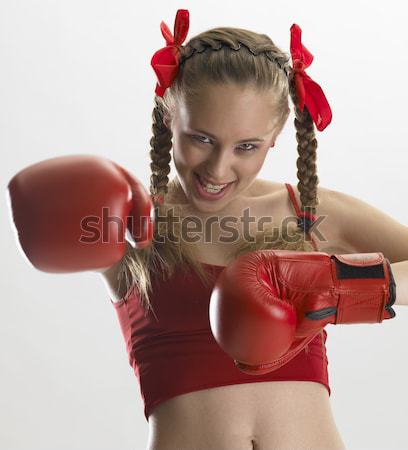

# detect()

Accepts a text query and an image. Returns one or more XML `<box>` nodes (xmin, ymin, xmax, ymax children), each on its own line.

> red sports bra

<box><xmin>111</xmin><ymin>183</ymin><xmax>330</xmax><ymax>422</ymax></box>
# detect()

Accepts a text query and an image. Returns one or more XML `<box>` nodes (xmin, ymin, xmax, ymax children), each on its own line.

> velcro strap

<box><xmin>330</xmin><ymin>253</ymin><xmax>389</xmax><ymax>323</ymax></box>
<box><xmin>332</xmin><ymin>253</ymin><xmax>385</xmax><ymax>279</ymax></box>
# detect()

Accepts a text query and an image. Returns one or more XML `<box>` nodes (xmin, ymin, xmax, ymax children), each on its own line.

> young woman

<box><xmin>8</xmin><ymin>8</ymin><xmax>408</xmax><ymax>450</ymax></box>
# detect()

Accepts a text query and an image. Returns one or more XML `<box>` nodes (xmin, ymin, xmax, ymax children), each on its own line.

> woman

<box><xmin>8</xmin><ymin>8</ymin><xmax>408</xmax><ymax>450</ymax></box>
<box><xmin>101</xmin><ymin>9</ymin><xmax>408</xmax><ymax>450</ymax></box>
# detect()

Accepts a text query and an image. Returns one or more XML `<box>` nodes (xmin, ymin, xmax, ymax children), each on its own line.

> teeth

<box><xmin>198</xmin><ymin>174</ymin><xmax>228</xmax><ymax>191</ymax></box>
<box><xmin>204</xmin><ymin>186</ymin><xmax>223</xmax><ymax>193</ymax></box>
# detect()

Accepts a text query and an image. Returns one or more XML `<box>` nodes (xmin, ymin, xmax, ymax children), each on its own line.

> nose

<box><xmin>205</xmin><ymin>148</ymin><xmax>234</xmax><ymax>182</ymax></box>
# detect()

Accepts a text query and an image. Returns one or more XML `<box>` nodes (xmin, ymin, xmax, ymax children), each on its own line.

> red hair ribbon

<box><xmin>150</xmin><ymin>9</ymin><xmax>190</xmax><ymax>97</ymax></box>
<box><xmin>290</xmin><ymin>24</ymin><xmax>332</xmax><ymax>132</ymax></box>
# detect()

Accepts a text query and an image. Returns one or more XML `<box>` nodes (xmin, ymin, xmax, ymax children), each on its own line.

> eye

<box><xmin>191</xmin><ymin>135</ymin><xmax>258</xmax><ymax>152</ymax></box>
<box><xmin>237</xmin><ymin>143</ymin><xmax>258</xmax><ymax>152</ymax></box>
<box><xmin>191</xmin><ymin>135</ymin><xmax>211</xmax><ymax>144</ymax></box>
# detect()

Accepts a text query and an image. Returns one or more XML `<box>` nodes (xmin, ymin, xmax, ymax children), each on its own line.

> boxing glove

<box><xmin>7</xmin><ymin>154</ymin><xmax>154</xmax><ymax>273</ymax></box>
<box><xmin>209</xmin><ymin>249</ymin><xmax>396</xmax><ymax>375</ymax></box>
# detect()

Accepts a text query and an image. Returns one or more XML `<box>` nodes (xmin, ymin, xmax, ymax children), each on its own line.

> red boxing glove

<box><xmin>209</xmin><ymin>249</ymin><xmax>396</xmax><ymax>375</ymax></box>
<box><xmin>7</xmin><ymin>154</ymin><xmax>154</xmax><ymax>273</ymax></box>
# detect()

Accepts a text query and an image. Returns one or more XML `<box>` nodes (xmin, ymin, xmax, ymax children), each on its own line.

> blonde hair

<box><xmin>118</xmin><ymin>26</ymin><xmax>320</xmax><ymax>314</ymax></box>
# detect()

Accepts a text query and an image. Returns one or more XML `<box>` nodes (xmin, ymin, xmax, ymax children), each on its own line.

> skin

<box><xmin>165</xmin><ymin>82</ymin><xmax>280</xmax><ymax>216</ymax></box>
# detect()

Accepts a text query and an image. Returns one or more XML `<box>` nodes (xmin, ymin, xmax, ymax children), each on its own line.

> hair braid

<box><xmin>181</xmin><ymin>33</ymin><xmax>290</xmax><ymax>77</ymax></box>
<box><xmin>288</xmin><ymin>74</ymin><xmax>319</xmax><ymax>235</ymax></box>
<box><xmin>149</xmin><ymin>97</ymin><xmax>172</xmax><ymax>202</ymax></box>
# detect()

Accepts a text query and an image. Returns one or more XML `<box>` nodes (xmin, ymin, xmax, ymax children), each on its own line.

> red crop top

<box><xmin>111</xmin><ymin>183</ymin><xmax>330</xmax><ymax>422</ymax></box>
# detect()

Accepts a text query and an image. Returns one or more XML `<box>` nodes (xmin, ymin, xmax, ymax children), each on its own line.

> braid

<box><xmin>181</xmin><ymin>35</ymin><xmax>290</xmax><ymax>77</ymax></box>
<box><xmin>288</xmin><ymin>75</ymin><xmax>319</xmax><ymax>235</ymax></box>
<box><xmin>149</xmin><ymin>96</ymin><xmax>172</xmax><ymax>203</ymax></box>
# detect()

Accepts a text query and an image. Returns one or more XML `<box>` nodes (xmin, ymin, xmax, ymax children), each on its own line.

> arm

<box><xmin>99</xmin><ymin>243</ymin><xmax>133</xmax><ymax>301</ymax></box>
<box><xmin>325</xmin><ymin>189</ymin><xmax>408</xmax><ymax>306</ymax></box>
<box><xmin>328</xmin><ymin>188</ymin><xmax>408</xmax><ymax>263</ymax></box>
<box><xmin>391</xmin><ymin>261</ymin><xmax>408</xmax><ymax>306</ymax></box>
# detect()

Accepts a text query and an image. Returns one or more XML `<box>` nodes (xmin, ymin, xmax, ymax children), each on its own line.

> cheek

<box><xmin>173</xmin><ymin>140</ymin><xmax>205</xmax><ymax>170</ymax></box>
<box><xmin>238</xmin><ymin>152</ymin><xmax>268</xmax><ymax>176</ymax></box>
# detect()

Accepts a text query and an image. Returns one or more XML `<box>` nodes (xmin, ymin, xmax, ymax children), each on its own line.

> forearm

<box><xmin>391</xmin><ymin>261</ymin><xmax>408</xmax><ymax>306</ymax></box>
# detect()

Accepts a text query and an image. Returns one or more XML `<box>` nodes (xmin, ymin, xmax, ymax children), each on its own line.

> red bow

<box><xmin>150</xmin><ymin>9</ymin><xmax>190</xmax><ymax>97</ymax></box>
<box><xmin>290</xmin><ymin>24</ymin><xmax>332</xmax><ymax>131</ymax></box>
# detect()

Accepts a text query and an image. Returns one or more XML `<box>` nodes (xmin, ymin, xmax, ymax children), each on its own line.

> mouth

<box><xmin>196</xmin><ymin>173</ymin><xmax>235</xmax><ymax>185</ymax></box>
<box><xmin>193</xmin><ymin>172</ymin><xmax>235</xmax><ymax>201</ymax></box>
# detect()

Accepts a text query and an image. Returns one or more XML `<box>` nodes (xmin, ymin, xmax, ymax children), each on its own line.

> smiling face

<box><xmin>166</xmin><ymin>83</ymin><xmax>283</xmax><ymax>214</ymax></box>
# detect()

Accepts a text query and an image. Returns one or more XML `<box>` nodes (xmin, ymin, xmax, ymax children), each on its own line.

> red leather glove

<box><xmin>209</xmin><ymin>249</ymin><xmax>396</xmax><ymax>375</ymax></box>
<box><xmin>7</xmin><ymin>154</ymin><xmax>154</xmax><ymax>272</ymax></box>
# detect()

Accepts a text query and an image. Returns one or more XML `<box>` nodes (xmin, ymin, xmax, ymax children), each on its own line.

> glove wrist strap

<box><xmin>330</xmin><ymin>253</ymin><xmax>396</xmax><ymax>323</ymax></box>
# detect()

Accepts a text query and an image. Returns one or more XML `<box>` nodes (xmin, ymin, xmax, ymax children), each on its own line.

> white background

<box><xmin>1</xmin><ymin>0</ymin><xmax>408</xmax><ymax>449</ymax></box>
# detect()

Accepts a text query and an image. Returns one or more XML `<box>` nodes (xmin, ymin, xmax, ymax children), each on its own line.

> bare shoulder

<box><xmin>255</xmin><ymin>179</ymin><xmax>353</xmax><ymax>253</ymax></box>
<box><xmin>259</xmin><ymin>179</ymin><xmax>342</xmax><ymax>216</ymax></box>
<box><xmin>251</xmin><ymin>178</ymin><xmax>283</xmax><ymax>195</ymax></box>
<box><xmin>251</xmin><ymin>178</ymin><xmax>326</xmax><ymax>195</ymax></box>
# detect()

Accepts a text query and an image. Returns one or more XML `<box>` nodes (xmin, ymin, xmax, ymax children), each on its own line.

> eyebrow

<box><xmin>190</xmin><ymin>128</ymin><xmax>267</xmax><ymax>144</ymax></box>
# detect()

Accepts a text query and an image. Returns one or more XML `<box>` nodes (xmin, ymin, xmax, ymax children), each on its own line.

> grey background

<box><xmin>1</xmin><ymin>0</ymin><xmax>408</xmax><ymax>449</ymax></box>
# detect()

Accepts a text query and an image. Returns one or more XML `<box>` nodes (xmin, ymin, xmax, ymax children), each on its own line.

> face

<box><xmin>167</xmin><ymin>83</ymin><xmax>280</xmax><ymax>215</ymax></box>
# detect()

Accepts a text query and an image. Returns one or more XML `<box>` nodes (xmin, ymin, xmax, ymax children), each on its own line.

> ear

<box><xmin>267</xmin><ymin>135</ymin><xmax>276</xmax><ymax>149</ymax></box>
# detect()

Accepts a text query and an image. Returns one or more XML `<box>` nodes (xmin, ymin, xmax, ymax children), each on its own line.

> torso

<box><xmin>106</xmin><ymin>179</ymin><xmax>348</xmax><ymax>450</ymax></box>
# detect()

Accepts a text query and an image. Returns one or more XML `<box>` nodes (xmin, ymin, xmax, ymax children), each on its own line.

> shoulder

<box><xmin>250</xmin><ymin>178</ymin><xmax>336</xmax><ymax>210</ymax></box>
<box><xmin>247</xmin><ymin>178</ymin><xmax>285</xmax><ymax>198</ymax></box>
<box><xmin>317</xmin><ymin>187</ymin><xmax>408</xmax><ymax>262</ymax></box>
<box><xmin>254</xmin><ymin>179</ymin><xmax>353</xmax><ymax>253</ymax></box>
